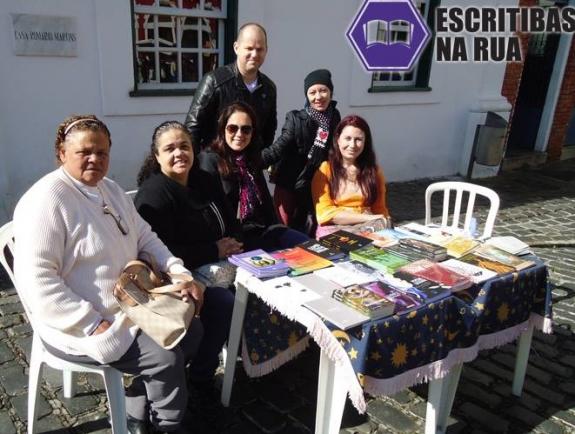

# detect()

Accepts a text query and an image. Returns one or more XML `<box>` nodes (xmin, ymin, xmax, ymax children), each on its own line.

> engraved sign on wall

<box><xmin>11</xmin><ymin>13</ymin><xmax>77</xmax><ymax>57</ymax></box>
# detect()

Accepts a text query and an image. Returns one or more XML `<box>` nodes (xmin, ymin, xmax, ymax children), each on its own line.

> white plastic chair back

<box><xmin>0</xmin><ymin>221</ymin><xmax>127</xmax><ymax>434</ymax></box>
<box><xmin>424</xmin><ymin>181</ymin><xmax>500</xmax><ymax>240</ymax></box>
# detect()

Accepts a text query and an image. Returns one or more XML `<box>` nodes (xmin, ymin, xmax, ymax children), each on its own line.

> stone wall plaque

<box><xmin>11</xmin><ymin>13</ymin><xmax>77</xmax><ymax>57</ymax></box>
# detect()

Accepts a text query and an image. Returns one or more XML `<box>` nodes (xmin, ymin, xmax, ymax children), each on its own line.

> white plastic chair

<box><xmin>0</xmin><ymin>222</ymin><xmax>127</xmax><ymax>434</ymax></box>
<box><xmin>424</xmin><ymin>181</ymin><xmax>500</xmax><ymax>240</ymax></box>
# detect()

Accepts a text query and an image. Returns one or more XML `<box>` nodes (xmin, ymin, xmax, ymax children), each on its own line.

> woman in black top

<box><xmin>135</xmin><ymin>120</ymin><xmax>236</xmax><ymax>405</ymax></box>
<box><xmin>198</xmin><ymin>101</ymin><xmax>308</xmax><ymax>251</ymax></box>
<box><xmin>261</xmin><ymin>69</ymin><xmax>341</xmax><ymax>236</ymax></box>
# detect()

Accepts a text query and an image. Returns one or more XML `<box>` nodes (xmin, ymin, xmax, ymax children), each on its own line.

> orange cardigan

<box><xmin>311</xmin><ymin>161</ymin><xmax>389</xmax><ymax>225</ymax></box>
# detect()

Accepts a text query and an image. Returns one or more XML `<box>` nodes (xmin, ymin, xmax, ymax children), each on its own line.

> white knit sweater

<box><xmin>13</xmin><ymin>168</ymin><xmax>190</xmax><ymax>363</ymax></box>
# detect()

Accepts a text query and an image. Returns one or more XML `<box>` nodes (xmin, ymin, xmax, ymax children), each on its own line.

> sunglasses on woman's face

<box><xmin>225</xmin><ymin>124</ymin><xmax>253</xmax><ymax>135</ymax></box>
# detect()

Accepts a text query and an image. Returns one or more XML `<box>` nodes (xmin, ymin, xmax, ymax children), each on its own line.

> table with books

<box><xmin>220</xmin><ymin>225</ymin><xmax>553</xmax><ymax>434</ymax></box>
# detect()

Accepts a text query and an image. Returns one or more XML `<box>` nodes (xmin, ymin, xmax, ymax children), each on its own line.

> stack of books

<box><xmin>271</xmin><ymin>247</ymin><xmax>333</xmax><ymax>276</ymax></box>
<box><xmin>228</xmin><ymin>249</ymin><xmax>290</xmax><ymax>278</ymax></box>
<box><xmin>484</xmin><ymin>236</ymin><xmax>531</xmax><ymax>256</ymax></box>
<box><xmin>332</xmin><ymin>284</ymin><xmax>395</xmax><ymax>320</ymax></box>
<box><xmin>350</xmin><ymin>244</ymin><xmax>411</xmax><ymax>274</ymax></box>
<box><xmin>318</xmin><ymin>230</ymin><xmax>372</xmax><ymax>253</ymax></box>
<box><xmin>395</xmin><ymin>259</ymin><xmax>472</xmax><ymax>292</ymax></box>
<box><xmin>398</xmin><ymin>238</ymin><xmax>448</xmax><ymax>261</ymax></box>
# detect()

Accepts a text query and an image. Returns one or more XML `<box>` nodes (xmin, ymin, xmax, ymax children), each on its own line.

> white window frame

<box><xmin>371</xmin><ymin>0</ymin><xmax>430</xmax><ymax>88</ymax></box>
<box><xmin>133</xmin><ymin>0</ymin><xmax>227</xmax><ymax>91</ymax></box>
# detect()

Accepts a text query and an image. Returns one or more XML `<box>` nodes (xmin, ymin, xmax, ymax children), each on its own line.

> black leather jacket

<box><xmin>185</xmin><ymin>63</ymin><xmax>277</xmax><ymax>154</ymax></box>
<box><xmin>262</xmin><ymin>103</ymin><xmax>340</xmax><ymax>191</ymax></box>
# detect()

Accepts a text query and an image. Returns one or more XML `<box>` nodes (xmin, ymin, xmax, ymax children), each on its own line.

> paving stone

<box><xmin>366</xmin><ymin>400</ymin><xmax>419</xmax><ymax>433</ymax></box>
<box><xmin>34</xmin><ymin>413</ymin><xmax>72</xmax><ymax>433</ymax></box>
<box><xmin>11</xmin><ymin>392</ymin><xmax>52</xmax><ymax>421</ymax></box>
<box><xmin>552</xmin><ymin>410</ymin><xmax>575</xmax><ymax>429</ymax></box>
<box><xmin>16</xmin><ymin>335</ymin><xmax>32</xmax><ymax>362</ymax></box>
<box><xmin>241</xmin><ymin>400</ymin><xmax>287</xmax><ymax>433</ymax></box>
<box><xmin>0</xmin><ymin>295</ymin><xmax>21</xmax><ymax>306</ymax></box>
<box><xmin>523</xmin><ymin>380</ymin><xmax>564</xmax><ymax>406</ymax></box>
<box><xmin>470</xmin><ymin>359</ymin><xmax>514</xmax><ymax>383</ymax></box>
<box><xmin>0</xmin><ymin>315</ymin><xmax>22</xmax><ymax>329</ymax></box>
<box><xmin>56</xmin><ymin>388</ymin><xmax>100</xmax><ymax>416</ymax></box>
<box><xmin>461</xmin><ymin>366</ymin><xmax>493</xmax><ymax>386</ymax></box>
<box><xmin>529</xmin><ymin>355</ymin><xmax>573</xmax><ymax>378</ymax></box>
<box><xmin>387</xmin><ymin>390</ymin><xmax>417</xmax><ymax>405</ymax></box>
<box><xmin>457</xmin><ymin>382</ymin><xmax>502</xmax><ymax>409</ymax></box>
<box><xmin>489</xmin><ymin>353</ymin><xmax>553</xmax><ymax>385</ymax></box>
<box><xmin>0</xmin><ymin>363</ymin><xmax>28</xmax><ymax>395</ymax></box>
<box><xmin>256</xmin><ymin>382</ymin><xmax>303</xmax><ymax>414</ymax></box>
<box><xmin>7</xmin><ymin>323</ymin><xmax>32</xmax><ymax>337</ymax></box>
<box><xmin>0</xmin><ymin>303</ymin><xmax>25</xmax><ymax>315</ymax></box>
<box><xmin>559</xmin><ymin>355</ymin><xmax>575</xmax><ymax>369</ymax></box>
<box><xmin>0</xmin><ymin>341</ymin><xmax>15</xmax><ymax>364</ymax></box>
<box><xmin>0</xmin><ymin>409</ymin><xmax>16</xmax><ymax>434</ymax></box>
<box><xmin>458</xmin><ymin>402</ymin><xmax>509</xmax><ymax>433</ymax></box>
<box><xmin>558</xmin><ymin>382</ymin><xmax>575</xmax><ymax>396</ymax></box>
<box><xmin>288</xmin><ymin>404</ymin><xmax>315</xmax><ymax>432</ymax></box>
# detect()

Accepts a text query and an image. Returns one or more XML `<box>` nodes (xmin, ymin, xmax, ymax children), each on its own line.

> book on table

<box><xmin>392</xmin><ymin>271</ymin><xmax>452</xmax><ymax>303</ymax></box>
<box><xmin>484</xmin><ymin>236</ymin><xmax>532</xmax><ymax>256</ymax></box>
<box><xmin>313</xmin><ymin>260</ymin><xmax>379</xmax><ymax>287</ymax></box>
<box><xmin>472</xmin><ymin>244</ymin><xmax>535</xmax><ymax>271</ymax></box>
<box><xmin>260</xmin><ymin>275</ymin><xmax>321</xmax><ymax>304</ymax></box>
<box><xmin>271</xmin><ymin>247</ymin><xmax>333</xmax><ymax>276</ymax></box>
<box><xmin>458</xmin><ymin>253</ymin><xmax>516</xmax><ymax>275</ymax></box>
<box><xmin>440</xmin><ymin>258</ymin><xmax>498</xmax><ymax>283</ymax></box>
<box><xmin>433</xmin><ymin>235</ymin><xmax>480</xmax><ymax>258</ymax></box>
<box><xmin>396</xmin><ymin>259</ymin><xmax>472</xmax><ymax>292</ymax></box>
<box><xmin>297</xmin><ymin>239</ymin><xmax>347</xmax><ymax>261</ymax></box>
<box><xmin>361</xmin><ymin>280</ymin><xmax>421</xmax><ymax>313</ymax></box>
<box><xmin>381</xmin><ymin>244</ymin><xmax>428</xmax><ymax>262</ymax></box>
<box><xmin>294</xmin><ymin>274</ymin><xmax>370</xmax><ymax>329</ymax></box>
<box><xmin>318</xmin><ymin>230</ymin><xmax>373</xmax><ymax>253</ymax></box>
<box><xmin>349</xmin><ymin>244</ymin><xmax>411</xmax><ymax>274</ymax></box>
<box><xmin>228</xmin><ymin>249</ymin><xmax>290</xmax><ymax>278</ymax></box>
<box><xmin>355</xmin><ymin>230</ymin><xmax>398</xmax><ymax>248</ymax></box>
<box><xmin>332</xmin><ymin>284</ymin><xmax>396</xmax><ymax>320</ymax></box>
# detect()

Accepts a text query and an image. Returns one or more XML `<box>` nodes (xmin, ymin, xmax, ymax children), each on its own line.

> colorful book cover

<box><xmin>271</xmin><ymin>247</ymin><xmax>333</xmax><ymax>276</ymax></box>
<box><xmin>362</xmin><ymin>281</ymin><xmax>420</xmax><ymax>313</ymax></box>
<box><xmin>441</xmin><ymin>258</ymin><xmax>497</xmax><ymax>283</ymax></box>
<box><xmin>383</xmin><ymin>244</ymin><xmax>428</xmax><ymax>262</ymax></box>
<box><xmin>228</xmin><ymin>249</ymin><xmax>290</xmax><ymax>277</ymax></box>
<box><xmin>393</xmin><ymin>271</ymin><xmax>452</xmax><ymax>302</ymax></box>
<box><xmin>441</xmin><ymin>235</ymin><xmax>480</xmax><ymax>258</ymax></box>
<box><xmin>350</xmin><ymin>245</ymin><xmax>410</xmax><ymax>274</ymax></box>
<box><xmin>319</xmin><ymin>230</ymin><xmax>372</xmax><ymax>253</ymax></box>
<box><xmin>472</xmin><ymin>244</ymin><xmax>535</xmax><ymax>271</ymax></box>
<box><xmin>399</xmin><ymin>238</ymin><xmax>448</xmax><ymax>256</ymax></box>
<box><xmin>459</xmin><ymin>253</ymin><xmax>516</xmax><ymax>275</ymax></box>
<box><xmin>298</xmin><ymin>239</ymin><xmax>346</xmax><ymax>261</ymax></box>
<box><xmin>356</xmin><ymin>230</ymin><xmax>398</xmax><ymax>248</ymax></box>
<box><xmin>332</xmin><ymin>285</ymin><xmax>395</xmax><ymax>319</ymax></box>
<box><xmin>397</xmin><ymin>259</ymin><xmax>472</xmax><ymax>291</ymax></box>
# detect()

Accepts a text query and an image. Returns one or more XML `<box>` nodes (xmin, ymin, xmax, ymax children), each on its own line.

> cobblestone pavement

<box><xmin>1</xmin><ymin>159</ymin><xmax>574</xmax><ymax>434</ymax></box>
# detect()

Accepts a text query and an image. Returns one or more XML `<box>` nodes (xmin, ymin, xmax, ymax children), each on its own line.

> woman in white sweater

<box><xmin>13</xmin><ymin>115</ymin><xmax>203</xmax><ymax>434</ymax></box>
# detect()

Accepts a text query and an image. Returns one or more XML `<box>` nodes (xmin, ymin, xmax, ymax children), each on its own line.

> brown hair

<box><xmin>209</xmin><ymin>101</ymin><xmax>261</xmax><ymax>178</ymax></box>
<box><xmin>137</xmin><ymin>121</ymin><xmax>192</xmax><ymax>186</ymax></box>
<box><xmin>328</xmin><ymin>115</ymin><xmax>379</xmax><ymax>206</ymax></box>
<box><xmin>54</xmin><ymin>115</ymin><xmax>111</xmax><ymax>165</ymax></box>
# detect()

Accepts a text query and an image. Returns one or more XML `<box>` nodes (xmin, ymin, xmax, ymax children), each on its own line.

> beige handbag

<box><xmin>113</xmin><ymin>260</ymin><xmax>196</xmax><ymax>349</ymax></box>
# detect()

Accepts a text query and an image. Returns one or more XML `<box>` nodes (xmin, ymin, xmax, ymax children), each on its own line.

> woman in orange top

<box><xmin>311</xmin><ymin>114</ymin><xmax>390</xmax><ymax>238</ymax></box>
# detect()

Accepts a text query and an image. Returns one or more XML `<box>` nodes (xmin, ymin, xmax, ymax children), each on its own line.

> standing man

<box><xmin>185</xmin><ymin>22</ymin><xmax>277</xmax><ymax>154</ymax></box>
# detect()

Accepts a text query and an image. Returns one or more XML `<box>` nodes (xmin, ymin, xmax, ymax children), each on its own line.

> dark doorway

<box><xmin>506</xmin><ymin>30</ymin><xmax>560</xmax><ymax>152</ymax></box>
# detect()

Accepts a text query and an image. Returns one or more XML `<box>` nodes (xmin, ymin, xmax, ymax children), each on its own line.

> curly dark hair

<box><xmin>209</xmin><ymin>101</ymin><xmax>261</xmax><ymax>178</ymax></box>
<box><xmin>54</xmin><ymin>115</ymin><xmax>111</xmax><ymax>165</ymax></box>
<box><xmin>328</xmin><ymin>115</ymin><xmax>379</xmax><ymax>206</ymax></box>
<box><xmin>137</xmin><ymin>121</ymin><xmax>192</xmax><ymax>186</ymax></box>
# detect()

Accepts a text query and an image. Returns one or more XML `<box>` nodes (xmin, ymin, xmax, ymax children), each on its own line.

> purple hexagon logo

<box><xmin>346</xmin><ymin>0</ymin><xmax>432</xmax><ymax>71</ymax></box>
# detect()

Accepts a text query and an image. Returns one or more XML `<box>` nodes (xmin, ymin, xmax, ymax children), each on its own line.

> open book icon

<box><xmin>363</xmin><ymin>19</ymin><xmax>413</xmax><ymax>47</ymax></box>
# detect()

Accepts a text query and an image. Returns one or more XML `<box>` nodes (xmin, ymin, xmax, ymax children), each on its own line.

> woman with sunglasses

<box><xmin>199</xmin><ymin>101</ymin><xmax>308</xmax><ymax>251</ymax></box>
<box><xmin>262</xmin><ymin>69</ymin><xmax>340</xmax><ymax>237</ymax></box>
<box><xmin>311</xmin><ymin>115</ymin><xmax>391</xmax><ymax>238</ymax></box>
<box><xmin>13</xmin><ymin>115</ymin><xmax>203</xmax><ymax>433</ymax></box>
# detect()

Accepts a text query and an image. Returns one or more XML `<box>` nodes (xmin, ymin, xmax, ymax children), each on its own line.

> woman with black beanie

<box><xmin>262</xmin><ymin>68</ymin><xmax>341</xmax><ymax>237</ymax></box>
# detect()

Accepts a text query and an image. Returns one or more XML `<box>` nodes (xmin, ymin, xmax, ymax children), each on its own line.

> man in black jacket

<box><xmin>185</xmin><ymin>23</ymin><xmax>277</xmax><ymax>154</ymax></box>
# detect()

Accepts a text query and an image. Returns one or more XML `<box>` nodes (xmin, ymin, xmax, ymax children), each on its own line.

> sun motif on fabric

<box><xmin>497</xmin><ymin>303</ymin><xmax>510</xmax><ymax>322</ymax></box>
<box><xmin>250</xmin><ymin>349</ymin><xmax>260</xmax><ymax>363</ymax></box>
<box><xmin>391</xmin><ymin>343</ymin><xmax>408</xmax><ymax>368</ymax></box>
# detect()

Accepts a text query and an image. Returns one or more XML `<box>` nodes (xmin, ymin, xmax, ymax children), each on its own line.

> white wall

<box><xmin>0</xmin><ymin>0</ymin><xmax>510</xmax><ymax>223</ymax></box>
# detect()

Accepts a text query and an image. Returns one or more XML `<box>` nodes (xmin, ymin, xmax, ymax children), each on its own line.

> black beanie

<box><xmin>304</xmin><ymin>69</ymin><xmax>333</xmax><ymax>95</ymax></box>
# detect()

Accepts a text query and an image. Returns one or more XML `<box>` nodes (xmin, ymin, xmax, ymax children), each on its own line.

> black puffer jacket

<box><xmin>261</xmin><ymin>103</ymin><xmax>340</xmax><ymax>191</ymax></box>
<box><xmin>185</xmin><ymin>63</ymin><xmax>277</xmax><ymax>154</ymax></box>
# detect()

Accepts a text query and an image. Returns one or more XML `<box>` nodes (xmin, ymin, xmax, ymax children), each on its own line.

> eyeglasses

<box><xmin>225</xmin><ymin>124</ymin><xmax>253</xmax><ymax>135</ymax></box>
<box><xmin>103</xmin><ymin>205</ymin><xmax>129</xmax><ymax>235</ymax></box>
